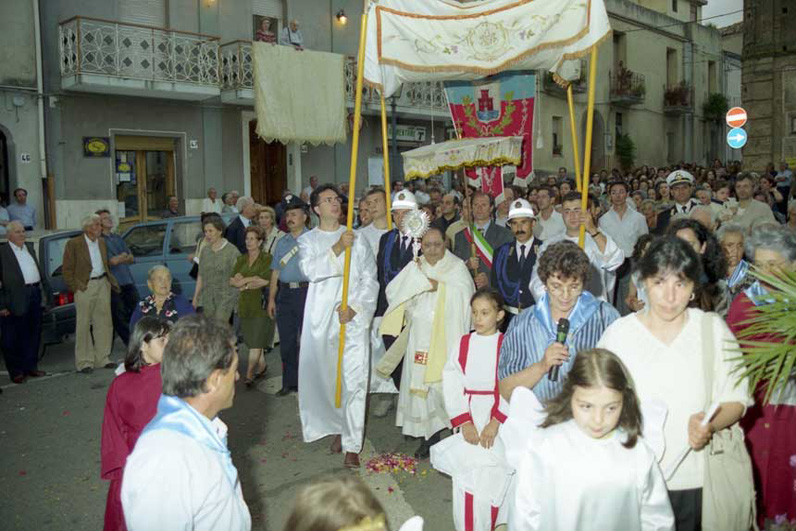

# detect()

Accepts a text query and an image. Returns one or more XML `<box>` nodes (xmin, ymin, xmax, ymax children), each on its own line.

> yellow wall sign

<box><xmin>83</xmin><ymin>137</ymin><xmax>110</xmax><ymax>158</ymax></box>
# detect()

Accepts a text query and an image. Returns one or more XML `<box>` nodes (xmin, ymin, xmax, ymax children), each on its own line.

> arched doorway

<box><xmin>0</xmin><ymin>125</ymin><xmax>12</xmax><ymax>206</ymax></box>
<box><xmin>580</xmin><ymin>110</ymin><xmax>606</xmax><ymax>174</ymax></box>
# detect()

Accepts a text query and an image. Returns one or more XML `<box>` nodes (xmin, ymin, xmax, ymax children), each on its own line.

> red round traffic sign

<box><xmin>726</xmin><ymin>107</ymin><xmax>747</xmax><ymax>128</ymax></box>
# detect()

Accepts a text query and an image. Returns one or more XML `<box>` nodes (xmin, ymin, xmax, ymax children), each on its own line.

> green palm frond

<box><xmin>731</xmin><ymin>268</ymin><xmax>796</xmax><ymax>404</ymax></box>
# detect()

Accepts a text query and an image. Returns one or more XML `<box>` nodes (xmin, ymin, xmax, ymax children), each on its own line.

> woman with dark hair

<box><xmin>667</xmin><ymin>218</ymin><xmax>730</xmax><ymax>316</ymax></box>
<box><xmin>498</xmin><ymin>241</ymin><xmax>621</xmax><ymax>403</ymax></box>
<box><xmin>100</xmin><ymin>317</ymin><xmax>171</xmax><ymax>530</ymax></box>
<box><xmin>598</xmin><ymin>236</ymin><xmax>751</xmax><ymax>531</ymax></box>
<box><xmin>726</xmin><ymin>224</ymin><xmax>796</xmax><ymax>526</ymax></box>
<box><xmin>191</xmin><ymin>215</ymin><xmax>240</xmax><ymax>322</ymax></box>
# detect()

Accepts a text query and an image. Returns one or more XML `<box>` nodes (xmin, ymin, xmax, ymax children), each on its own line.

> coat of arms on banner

<box><xmin>445</xmin><ymin>71</ymin><xmax>535</xmax><ymax>199</ymax></box>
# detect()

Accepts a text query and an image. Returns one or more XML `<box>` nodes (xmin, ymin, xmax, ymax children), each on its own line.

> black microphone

<box><xmin>548</xmin><ymin>318</ymin><xmax>570</xmax><ymax>382</ymax></box>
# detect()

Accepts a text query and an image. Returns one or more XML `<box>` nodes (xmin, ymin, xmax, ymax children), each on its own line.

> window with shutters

<box><xmin>118</xmin><ymin>0</ymin><xmax>167</xmax><ymax>27</ymax></box>
<box><xmin>252</xmin><ymin>0</ymin><xmax>283</xmax><ymax>40</ymax></box>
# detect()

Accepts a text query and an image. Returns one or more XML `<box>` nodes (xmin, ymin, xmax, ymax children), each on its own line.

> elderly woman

<box><xmin>129</xmin><ymin>266</ymin><xmax>194</xmax><ymax>329</ymax></box>
<box><xmin>498</xmin><ymin>240</ymin><xmax>621</xmax><ymax>403</ymax></box>
<box><xmin>598</xmin><ymin>236</ymin><xmax>751</xmax><ymax>531</ymax></box>
<box><xmin>716</xmin><ymin>223</ymin><xmax>752</xmax><ymax>298</ymax></box>
<box><xmin>727</xmin><ymin>225</ymin><xmax>796</xmax><ymax>526</ymax></box>
<box><xmin>192</xmin><ymin>216</ymin><xmax>240</xmax><ymax>322</ymax></box>
<box><xmin>256</xmin><ymin>205</ymin><xmax>284</xmax><ymax>256</ymax></box>
<box><xmin>230</xmin><ymin>226</ymin><xmax>274</xmax><ymax>387</ymax></box>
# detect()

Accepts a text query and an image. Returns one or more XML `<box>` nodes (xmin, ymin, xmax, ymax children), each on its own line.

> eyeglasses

<box><xmin>547</xmin><ymin>283</ymin><xmax>583</xmax><ymax>297</ymax></box>
<box><xmin>319</xmin><ymin>196</ymin><xmax>342</xmax><ymax>205</ymax></box>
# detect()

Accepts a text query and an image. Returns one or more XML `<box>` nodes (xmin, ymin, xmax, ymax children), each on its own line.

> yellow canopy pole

<box><xmin>380</xmin><ymin>94</ymin><xmax>393</xmax><ymax>230</ymax></box>
<box><xmin>335</xmin><ymin>5</ymin><xmax>369</xmax><ymax>408</ymax></box>
<box><xmin>566</xmin><ymin>85</ymin><xmax>583</xmax><ymax>192</ymax></box>
<box><xmin>578</xmin><ymin>47</ymin><xmax>599</xmax><ymax>249</ymax></box>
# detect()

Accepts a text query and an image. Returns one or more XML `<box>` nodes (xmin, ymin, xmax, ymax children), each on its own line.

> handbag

<box><xmin>700</xmin><ymin>312</ymin><xmax>757</xmax><ymax>531</ymax></box>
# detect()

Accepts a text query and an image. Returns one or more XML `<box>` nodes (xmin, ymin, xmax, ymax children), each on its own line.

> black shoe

<box><xmin>414</xmin><ymin>440</ymin><xmax>432</xmax><ymax>459</ymax></box>
<box><xmin>78</xmin><ymin>367</ymin><xmax>93</xmax><ymax>374</ymax></box>
<box><xmin>276</xmin><ymin>387</ymin><xmax>296</xmax><ymax>397</ymax></box>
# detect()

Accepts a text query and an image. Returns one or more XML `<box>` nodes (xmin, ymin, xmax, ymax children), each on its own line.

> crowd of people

<box><xmin>3</xmin><ymin>157</ymin><xmax>795</xmax><ymax>530</ymax></box>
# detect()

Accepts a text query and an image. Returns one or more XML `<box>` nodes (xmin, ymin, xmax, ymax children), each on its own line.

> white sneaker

<box><xmin>371</xmin><ymin>395</ymin><xmax>395</xmax><ymax>418</ymax></box>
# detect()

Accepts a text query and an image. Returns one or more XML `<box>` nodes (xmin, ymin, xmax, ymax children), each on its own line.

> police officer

<box><xmin>658</xmin><ymin>170</ymin><xmax>700</xmax><ymax>229</ymax></box>
<box><xmin>267</xmin><ymin>194</ymin><xmax>310</xmax><ymax>396</ymax></box>
<box><xmin>491</xmin><ymin>199</ymin><xmax>542</xmax><ymax>330</ymax></box>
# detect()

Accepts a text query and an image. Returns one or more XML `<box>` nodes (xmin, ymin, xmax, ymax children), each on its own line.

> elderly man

<box><xmin>453</xmin><ymin>190</ymin><xmax>513</xmax><ymax>289</ymax></box>
<box><xmin>121</xmin><ymin>314</ymin><xmax>251</xmax><ymax>530</ymax></box>
<box><xmin>201</xmin><ymin>187</ymin><xmax>222</xmax><ymax>215</ymax></box>
<box><xmin>221</xmin><ymin>192</ymin><xmax>238</xmax><ymax>215</ymax></box>
<box><xmin>97</xmin><ymin>209</ymin><xmax>138</xmax><ymax>346</ymax></box>
<box><xmin>298</xmin><ymin>184</ymin><xmax>378</xmax><ymax>468</ymax></box>
<box><xmin>63</xmin><ymin>214</ymin><xmax>119</xmax><ymax>373</ymax></box>
<box><xmin>491</xmin><ymin>199</ymin><xmax>541</xmax><ymax>329</ymax></box>
<box><xmin>224</xmin><ymin>196</ymin><xmax>257</xmax><ymax>254</ymax></box>
<box><xmin>267</xmin><ymin>194</ymin><xmax>310</xmax><ymax>396</ymax></box>
<box><xmin>494</xmin><ymin>186</ymin><xmax>517</xmax><ymax>227</ymax></box>
<box><xmin>161</xmin><ymin>195</ymin><xmax>180</xmax><ymax>218</ymax></box>
<box><xmin>729</xmin><ymin>172</ymin><xmax>777</xmax><ymax>233</ymax></box>
<box><xmin>280</xmin><ymin>19</ymin><xmax>304</xmax><ymax>50</ymax></box>
<box><xmin>0</xmin><ymin>221</ymin><xmax>51</xmax><ymax>383</ymax></box>
<box><xmin>7</xmin><ymin>188</ymin><xmax>36</xmax><ymax>230</ymax></box>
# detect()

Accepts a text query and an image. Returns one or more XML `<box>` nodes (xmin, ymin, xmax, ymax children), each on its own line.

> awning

<box><xmin>402</xmin><ymin>136</ymin><xmax>523</xmax><ymax>181</ymax></box>
<box><xmin>364</xmin><ymin>0</ymin><xmax>611</xmax><ymax>97</ymax></box>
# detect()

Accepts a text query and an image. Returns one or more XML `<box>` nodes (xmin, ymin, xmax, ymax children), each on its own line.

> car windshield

<box><xmin>124</xmin><ymin>224</ymin><xmax>167</xmax><ymax>257</ymax></box>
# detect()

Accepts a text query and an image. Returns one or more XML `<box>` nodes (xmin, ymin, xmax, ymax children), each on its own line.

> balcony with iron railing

<box><xmin>663</xmin><ymin>81</ymin><xmax>694</xmax><ymax>115</ymax></box>
<box><xmin>344</xmin><ymin>58</ymin><xmax>449</xmax><ymax>118</ymax></box>
<box><xmin>220</xmin><ymin>40</ymin><xmax>253</xmax><ymax>105</ymax></box>
<box><xmin>541</xmin><ymin>63</ymin><xmax>587</xmax><ymax>98</ymax></box>
<box><xmin>609</xmin><ymin>69</ymin><xmax>646</xmax><ymax>106</ymax></box>
<box><xmin>59</xmin><ymin>16</ymin><xmax>220</xmax><ymax>100</ymax></box>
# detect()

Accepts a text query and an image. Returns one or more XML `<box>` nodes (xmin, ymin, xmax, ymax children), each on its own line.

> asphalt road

<box><xmin>0</xmin><ymin>339</ymin><xmax>455</xmax><ymax>530</ymax></box>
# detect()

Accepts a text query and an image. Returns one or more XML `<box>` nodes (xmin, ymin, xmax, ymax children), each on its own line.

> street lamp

<box><xmin>336</xmin><ymin>9</ymin><xmax>348</xmax><ymax>24</ymax></box>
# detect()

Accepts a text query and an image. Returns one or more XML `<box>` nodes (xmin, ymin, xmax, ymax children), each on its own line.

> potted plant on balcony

<box><xmin>615</xmin><ymin>133</ymin><xmax>636</xmax><ymax>171</ymax></box>
<box><xmin>664</xmin><ymin>81</ymin><xmax>690</xmax><ymax>107</ymax></box>
<box><xmin>703</xmin><ymin>93</ymin><xmax>729</xmax><ymax>122</ymax></box>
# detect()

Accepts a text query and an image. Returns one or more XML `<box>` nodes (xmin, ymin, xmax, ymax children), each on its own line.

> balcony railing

<box><xmin>609</xmin><ymin>70</ymin><xmax>646</xmax><ymax>106</ymax></box>
<box><xmin>220</xmin><ymin>40</ymin><xmax>252</xmax><ymax>90</ymax></box>
<box><xmin>663</xmin><ymin>81</ymin><xmax>693</xmax><ymax>115</ymax></box>
<box><xmin>344</xmin><ymin>58</ymin><xmax>448</xmax><ymax>116</ymax></box>
<box><xmin>59</xmin><ymin>16</ymin><xmax>220</xmax><ymax>98</ymax></box>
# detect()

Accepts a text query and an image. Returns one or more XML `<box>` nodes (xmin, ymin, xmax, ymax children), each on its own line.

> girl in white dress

<box><xmin>510</xmin><ymin>348</ymin><xmax>675</xmax><ymax>531</ymax></box>
<box><xmin>432</xmin><ymin>289</ymin><xmax>512</xmax><ymax>531</ymax></box>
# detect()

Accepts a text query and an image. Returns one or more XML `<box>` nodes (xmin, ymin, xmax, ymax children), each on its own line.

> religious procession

<box><xmin>1</xmin><ymin>0</ymin><xmax>794</xmax><ymax>530</ymax></box>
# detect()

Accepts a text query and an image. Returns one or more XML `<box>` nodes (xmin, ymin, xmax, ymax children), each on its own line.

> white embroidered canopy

<box><xmin>363</xmin><ymin>0</ymin><xmax>611</xmax><ymax>97</ymax></box>
<box><xmin>401</xmin><ymin>136</ymin><xmax>523</xmax><ymax>181</ymax></box>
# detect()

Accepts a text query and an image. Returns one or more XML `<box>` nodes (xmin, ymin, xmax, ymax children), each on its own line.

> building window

<box><xmin>666</xmin><ymin>48</ymin><xmax>678</xmax><ymax>87</ymax></box>
<box><xmin>615</xmin><ymin>112</ymin><xmax>623</xmax><ymax>138</ymax></box>
<box><xmin>672</xmin><ymin>0</ymin><xmax>678</xmax><ymax>13</ymax></box>
<box><xmin>552</xmin><ymin>117</ymin><xmax>563</xmax><ymax>156</ymax></box>
<box><xmin>708</xmin><ymin>61</ymin><xmax>717</xmax><ymax>93</ymax></box>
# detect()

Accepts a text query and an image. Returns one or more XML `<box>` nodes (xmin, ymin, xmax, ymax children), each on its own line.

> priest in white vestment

<box><xmin>298</xmin><ymin>184</ymin><xmax>378</xmax><ymax>468</ymax></box>
<box><xmin>380</xmin><ymin>226</ymin><xmax>474</xmax><ymax>458</ymax></box>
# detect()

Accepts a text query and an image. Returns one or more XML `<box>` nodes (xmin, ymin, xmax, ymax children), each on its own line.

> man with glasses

<box><xmin>530</xmin><ymin>192</ymin><xmax>624</xmax><ymax>303</ymax></box>
<box><xmin>298</xmin><ymin>184</ymin><xmax>378</xmax><ymax>468</ymax></box>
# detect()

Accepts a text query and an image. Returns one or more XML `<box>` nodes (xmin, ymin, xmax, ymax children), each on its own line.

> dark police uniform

<box><xmin>491</xmin><ymin>237</ymin><xmax>542</xmax><ymax>330</ymax></box>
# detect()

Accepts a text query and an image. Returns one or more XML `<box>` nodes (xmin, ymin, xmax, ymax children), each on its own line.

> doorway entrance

<box><xmin>249</xmin><ymin>120</ymin><xmax>286</xmax><ymax>206</ymax></box>
<box><xmin>114</xmin><ymin>136</ymin><xmax>177</xmax><ymax>222</ymax></box>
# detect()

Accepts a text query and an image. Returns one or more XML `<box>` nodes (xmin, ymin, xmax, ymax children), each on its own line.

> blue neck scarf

<box><xmin>728</xmin><ymin>259</ymin><xmax>750</xmax><ymax>289</ymax></box>
<box><xmin>744</xmin><ymin>280</ymin><xmax>774</xmax><ymax>307</ymax></box>
<box><xmin>532</xmin><ymin>290</ymin><xmax>602</xmax><ymax>340</ymax></box>
<box><xmin>143</xmin><ymin>395</ymin><xmax>238</xmax><ymax>488</ymax></box>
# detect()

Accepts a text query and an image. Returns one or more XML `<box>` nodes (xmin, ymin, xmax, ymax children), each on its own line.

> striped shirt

<box><xmin>498</xmin><ymin>294</ymin><xmax>620</xmax><ymax>403</ymax></box>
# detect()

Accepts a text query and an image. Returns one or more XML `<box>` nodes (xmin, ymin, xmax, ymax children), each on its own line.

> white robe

<box><xmin>510</xmin><ymin>420</ymin><xmax>674</xmax><ymax>531</ymax></box>
<box><xmin>298</xmin><ymin>227</ymin><xmax>378</xmax><ymax>453</ymax></box>
<box><xmin>384</xmin><ymin>252</ymin><xmax>474</xmax><ymax>439</ymax></box>
<box><xmin>357</xmin><ymin>223</ymin><xmax>397</xmax><ymax>394</ymax></box>
<box><xmin>432</xmin><ymin>332</ymin><xmax>513</xmax><ymax>531</ymax></box>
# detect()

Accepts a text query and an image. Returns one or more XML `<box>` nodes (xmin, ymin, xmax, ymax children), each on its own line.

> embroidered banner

<box><xmin>401</xmin><ymin>136</ymin><xmax>522</xmax><ymax>181</ymax></box>
<box><xmin>445</xmin><ymin>71</ymin><xmax>535</xmax><ymax>202</ymax></box>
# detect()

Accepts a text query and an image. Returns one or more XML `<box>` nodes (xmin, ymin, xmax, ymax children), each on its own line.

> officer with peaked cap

<box><xmin>490</xmin><ymin>198</ymin><xmax>542</xmax><ymax>329</ymax></box>
<box><xmin>658</xmin><ymin>170</ymin><xmax>701</xmax><ymax>229</ymax></box>
<box><xmin>267</xmin><ymin>193</ymin><xmax>310</xmax><ymax>396</ymax></box>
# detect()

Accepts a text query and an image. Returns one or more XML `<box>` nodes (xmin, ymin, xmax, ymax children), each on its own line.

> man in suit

<box><xmin>453</xmin><ymin>190</ymin><xmax>513</xmax><ymax>289</ymax></box>
<box><xmin>491</xmin><ymin>199</ymin><xmax>541</xmax><ymax>330</ymax></box>
<box><xmin>62</xmin><ymin>214</ymin><xmax>120</xmax><ymax>373</ymax></box>
<box><xmin>0</xmin><ymin>221</ymin><xmax>52</xmax><ymax>383</ymax></box>
<box><xmin>224</xmin><ymin>196</ymin><xmax>257</xmax><ymax>254</ymax></box>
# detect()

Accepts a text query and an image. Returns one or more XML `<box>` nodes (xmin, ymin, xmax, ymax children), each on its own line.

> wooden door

<box><xmin>249</xmin><ymin>120</ymin><xmax>286</xmax><ymax>206</ymax></box>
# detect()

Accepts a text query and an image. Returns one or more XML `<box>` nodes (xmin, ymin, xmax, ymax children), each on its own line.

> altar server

<box><xmin>298</xmin><ymin>184</ymin><xmax>378</xmax><ymax>469</ymax></box>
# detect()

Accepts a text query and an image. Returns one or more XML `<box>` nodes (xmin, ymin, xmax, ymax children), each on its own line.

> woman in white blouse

<box><xmin>597</xmin><ymin>236</ymin><xmax>750</xmax><ymax>531</ymax></box>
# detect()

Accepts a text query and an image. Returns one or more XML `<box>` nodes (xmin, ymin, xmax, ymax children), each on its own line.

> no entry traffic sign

<box><xmin>726</xmin><ymin>107</ymin><xmax>747</xmax><ymax>128</ymax></box>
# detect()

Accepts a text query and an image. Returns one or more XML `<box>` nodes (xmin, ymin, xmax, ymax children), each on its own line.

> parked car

<box><xmin>7</xmin><ymin>215</ymin><xmax>233</xmax><ymax>349</ymax></box>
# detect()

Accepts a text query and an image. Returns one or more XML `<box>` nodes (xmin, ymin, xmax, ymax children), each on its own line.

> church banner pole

<box><xmin>335</xmin><ymin>3</ymin><xmax>369</xmax><ymax>408</ymax></box>
<box><xmin>578</xmin><ymin>47</ymin><xmax>598</xmax><ymax>249</ymax></box>
<box><xmin>380</xmin><ymin>94</ymin><xmax>394</xmax><ymax>230</ymax></box>
<box><xmin>566</xmin><ymin>84</ymin><xmax>583</xmax><ymax>192</ymax></box>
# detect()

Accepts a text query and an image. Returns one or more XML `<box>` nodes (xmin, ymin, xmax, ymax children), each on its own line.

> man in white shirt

<box><xmin>280</xmin><ymin>19</ymin><xmax>304</xmax><ymax>50</ymax></box>
<box><xmin>0</xmin><ymin>221</ymin><xmax>51</xmax><ymax>384</ymax></box>
<box><xmin>535</xmin><ymin>185</ymin><xmax>566</xmax><ymax>240</ymax></box>
<box><xmin>201</xmin><ymin>187</ymin><xmax>222</xmax><ymax>214</ymax></box>
<box><xmin>7</xmin><ymin>188</ymin><xmax>36</xmax><ymax>230</ymax></box>
<box><xmin>598</xmin><ymin>180</ymin><xmax>648</xmax><ymax>314</ymax></box>
<box><xmin>531</xmin><ymin>191</ymin><xmax>624</xmax><ymax>302</ymax></box>
<box><xmin>62</xmin><ymin>214</ymin><xmax>119</xmax><ymax>373</ymax></box>
<box><xmin>122</xmin><ymin>314</ymin><xmax>251</xmax><ymax>531</ymax></box>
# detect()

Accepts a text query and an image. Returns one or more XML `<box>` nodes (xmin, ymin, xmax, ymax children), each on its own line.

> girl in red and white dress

<box><xmin>431</xmin><ymin>288</ymin><xmax>512</xmax><ymax>531</ymax></box>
